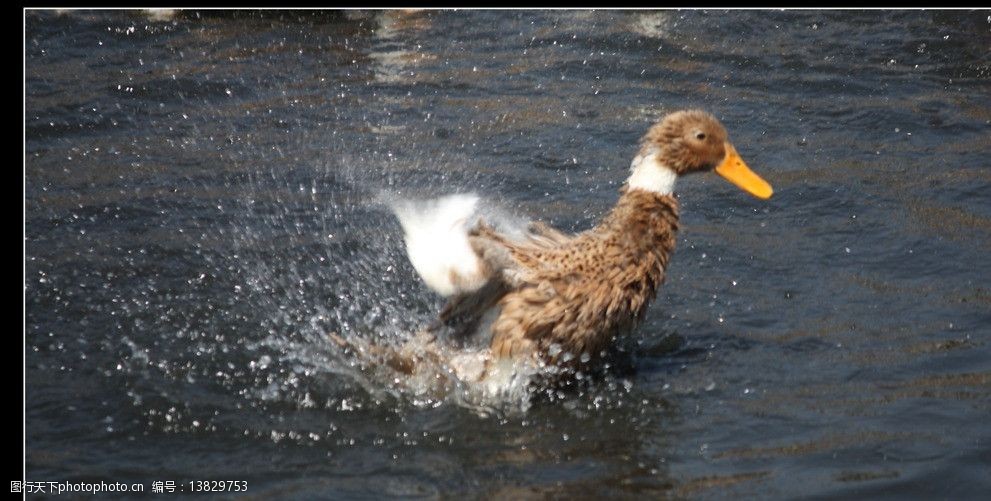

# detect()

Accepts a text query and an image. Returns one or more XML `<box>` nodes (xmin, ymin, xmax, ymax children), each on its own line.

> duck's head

<box><xmin>628</xmin><ymin>109</ymin><xmax>773</xmax><ymax>199</ymax></box>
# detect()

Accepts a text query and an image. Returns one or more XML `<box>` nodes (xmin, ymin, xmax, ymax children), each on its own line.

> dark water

<box><xmin>25</xmin><ymin>9</ymin><xmax>991</xmax><ymax>499</ymax></box>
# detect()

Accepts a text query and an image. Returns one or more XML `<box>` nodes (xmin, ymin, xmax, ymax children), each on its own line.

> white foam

<box><xmin>444</xmin><ymin>349</ymin><xmax>540</xmax><ymax>414</ymax></box>
<box><xmin>346</xmin><ymin>331</ymin><xmax>539</xmax><ymax>415</ymax></box>
<box><xmin>391</xmin><ymin>194</ymin><xmax>488</xmax><ymax>297</ymax></box>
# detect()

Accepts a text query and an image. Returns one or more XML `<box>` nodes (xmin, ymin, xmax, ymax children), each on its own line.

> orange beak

<box><xmin>714</xmin><ymin>143</ymin><xmax>773</xmax><ymax>199</ymax></box>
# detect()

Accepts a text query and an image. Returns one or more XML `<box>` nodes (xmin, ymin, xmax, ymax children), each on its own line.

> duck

<box><xmin>331</xmin><ymin>109</ymin><xmax>772</xmax><ymax>383</ymax></box>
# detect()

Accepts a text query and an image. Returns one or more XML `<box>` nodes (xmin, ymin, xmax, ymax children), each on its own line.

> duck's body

<box><xmin>440</xmin><ymin>188</ymin><xmax>678</xmax><ymax>372</ymax></box>
<box><xmin>333</xmin><ymin>110</ymin><xmax>772</xmax><ymax>383</ymax></box>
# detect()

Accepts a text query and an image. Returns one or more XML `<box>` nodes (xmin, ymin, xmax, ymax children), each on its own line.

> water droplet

<box><xmin>257</xmin><ymin>355</ymin><xmax>271</xmax><ymax>370</ymax></box>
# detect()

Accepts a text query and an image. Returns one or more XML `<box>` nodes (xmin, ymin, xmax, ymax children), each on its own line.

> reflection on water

<box><xmin>25</xmin><ymin>8</ymin><xmax>991</xmax><ymax>498</ymax></box>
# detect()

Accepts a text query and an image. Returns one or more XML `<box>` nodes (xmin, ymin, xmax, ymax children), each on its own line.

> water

<box><xmin>25</xmin><ymin>9</ymin><xmax>991</xmax><ymax>498</ymax></box>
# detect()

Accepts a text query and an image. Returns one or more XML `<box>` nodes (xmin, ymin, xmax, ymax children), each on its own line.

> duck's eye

<box><xmin>695</xmin><ymin>132</ymin><xmax>706</xmax><ymax>141</ymax></box>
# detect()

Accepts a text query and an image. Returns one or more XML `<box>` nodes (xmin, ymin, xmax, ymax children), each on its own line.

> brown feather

<box><xmin>472</xmin><ymin>188</ymin><xmax>679</xmax><ymax>371</ymax></box>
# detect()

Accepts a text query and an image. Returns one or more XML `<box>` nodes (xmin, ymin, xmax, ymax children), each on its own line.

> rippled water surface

<box><xmin>25</xmin><ymin>9</ymin><xmax>991</xmax><ymax>499</ymax></box>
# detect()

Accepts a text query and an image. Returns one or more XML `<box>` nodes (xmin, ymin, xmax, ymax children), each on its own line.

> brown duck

<box><xmin>331</xmin><ymin>109</ymin><xmax>773</xmax><ymax>381</ymax></box>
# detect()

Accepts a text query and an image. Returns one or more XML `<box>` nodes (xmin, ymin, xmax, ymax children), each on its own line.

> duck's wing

<box><xmin>430</xmin><ymin>278</ymin><xmax>508</xmax><ymax>345</ymax></box>
<box><xmin>391</xmin><ymin>194</ymin><xmax>492</xmax><ymax>297</ymax></box>
<box><xmin>392</xmin><ymin>194</ymin><xmax>581</xmax><ymax>346</ymax></box>
<box><xmin>521</xmin><ymin>220</ymin><xmax>576</xmax><ymax>248</ymax></box>
<box><xmin>470</xmin><ymin>222</ymin><xmax>626</xmax><ymax>362</ymax></box>
<box><xmin>430</xmin><ymin>218</ymin><xmax>577</xmax><ymax>344</ymax></box>
<box><xmin>392</xmin><ymin>194</ymin><xmax>575</xmax><ymax>296</ymax></box>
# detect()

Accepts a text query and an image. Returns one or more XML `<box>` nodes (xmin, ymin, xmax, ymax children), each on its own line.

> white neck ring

<box><xmin>627</xmin><ymin>150</ymin><xmax>677</xmax><ymax>195</ymax></box>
